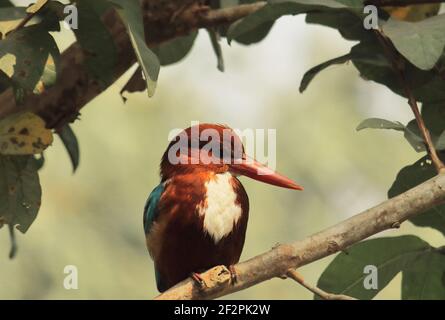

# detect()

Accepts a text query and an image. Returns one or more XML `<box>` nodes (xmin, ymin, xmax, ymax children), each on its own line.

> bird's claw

<box><xmin>191</xmin><ymin>272</ymin><xmax>207</xmax><ymax>290</ymax></box>
<box><xmin>229</xmin><ymin>265</ymin><xmax>237</xmax><ymax>284</ymax></box>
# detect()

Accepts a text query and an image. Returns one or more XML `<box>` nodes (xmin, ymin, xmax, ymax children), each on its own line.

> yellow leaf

<box><xmin>383</xmin><ymin>4</ymin><xmax>440</xmax><ymax>22</ymax></box>
<box><xmin>26</xmin><ymin>0</ymin><xmax>48</xmax><ymax>14</ymax></box>
<box><xmin>0</xmin><ymin>54</ymin><xmax>16</xmax><ymax>77</ymax></box>
<box><xmin>0</xmin><ymin>19</ymin><xmax>22</xmax><ymax>39</ymax></box>
<box><xmin>0</xmin><ymin>112</ymin><xmax>53</xmax><ymax>155</ymax></box>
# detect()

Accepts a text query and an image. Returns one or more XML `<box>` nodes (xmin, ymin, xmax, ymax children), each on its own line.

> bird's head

<box><xmin>160</xmin><ymin>123</ymin><xmax>303</xmax><ymax>190</ymax></box>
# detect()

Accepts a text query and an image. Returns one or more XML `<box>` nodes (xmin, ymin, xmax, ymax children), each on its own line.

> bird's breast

<box><xmin>198</xmin><ymin>172</ymin><xmax>242</xmax><ymax>243</ymax></box>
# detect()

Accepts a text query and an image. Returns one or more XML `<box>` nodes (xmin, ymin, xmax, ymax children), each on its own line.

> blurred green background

<box><xmin>1</xmin><ymin>2</ymin><xmax>444</xmax><ymax>299</ymax></box>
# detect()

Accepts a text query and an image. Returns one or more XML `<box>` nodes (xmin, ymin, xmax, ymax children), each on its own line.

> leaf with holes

<box><xmin>0</xmin><ymin>112</ymin><xmax>53</xmax><ymax>155</ymax></box>
<box><xmin>0</xmin><ymin>155</ymin><xmax>42</xmax><ymax>233</ymax></box>
<box><xmin>0</xmin><ymin>24</ymin><xmax>60</xmax><ymax>93</ymax></box>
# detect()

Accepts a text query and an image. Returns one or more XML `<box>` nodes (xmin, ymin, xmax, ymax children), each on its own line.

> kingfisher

<box><xmin>144</xmin><ymin>123</ymin><xmax>303</xmax><ymax>292</ymax></box>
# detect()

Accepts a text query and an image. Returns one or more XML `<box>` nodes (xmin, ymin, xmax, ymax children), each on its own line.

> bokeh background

<box><xmin>1</xmin><ymin>0</ymin><xmax>444</xmax><ymax>299</ymax></box>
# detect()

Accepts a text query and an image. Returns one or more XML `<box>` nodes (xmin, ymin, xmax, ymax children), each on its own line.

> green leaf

<box><xmin>207</xmin><ymin>29</ymin><xmax>224</xmax><ymax>72</ymax></box>
<box><xmin>351</xmin><ymin>40</ymin><xmax>438</xmax><ymax>102</ymax></box>
<box><xmin>226</xmin><ymin>0</ymin><xmax>347</xmax><ymax>44</ymax></box>
<box><xmin>33</xmin><ymin>153</ymin><xmax>44</xmax><ymax>170</ymax></box>
<box><xmin>108</xmin><ymin>0</ymin><xmax>160</xmax><ymax>97</ymax></box>
<box><xmin>355</xmin><ymin>117</ymin><xmax>425</xmax><ymax>152</ymax></box>
<box><xmin>422</xmin><ymin>102</ymin><xmax>445</xmax><ymax>137</ymax></box>
<box><xmin>0</xmin><ymin>0</ymin><xmax>13</xmax><ymax>7</ymax></box>
<box><xmin>0</xmin><ymin>155</ymin><xmax>42</xmax><ymax>233</ymax></box>
<box><xmin>402</xmin><ymin>248</ymin><xmax>445</xmax><ymax>299</ymax></box>
<box><xmin>306</xmin><ymin>9</ymin><xmax>371</xmax><ymax>41</ymax></box>
<box><xmin>300</xmin><ymin>53</ymin><xmax>351</xmax><ymax>93</ymax></box>
<box><xmin>403</xmin><ymin>120</ymin><xmax>426</xmax><ymax>152</ymax></box>
<box><xmin>388</xmin><ymin>156</ymin><xmax>445</xmax><ymax>236</ymax></box>
<box><xmin>153</xmin><ymin>31</ymin><xmax>197</xmax><ymax>66</ymax></box>
<box><xmin>73</xmin><ymin>0</ymin><xmax>117</xmax><ymax>86</ymax></box>
<box><xmin>57</xmin><ymin>124</ymin><xmax>79</xmax><ymax>173</ymax></box>
<box><xmin>382</xmin><ymin>14</ymin><xmax>445</xmax><ymax>70</ymax></box>
<box><xmin>233</xmin><ymin>20</ymin><xmax>275</xmax><ymax>45</ymax></box>
<box><xmin>317</xmin><ymin>236</ymin><xmax>431</xmax><ymax>300</ymax></box>
<box><xmin>356</xmin><ymin>118</ymin><xmax>405</xmax><ymax>131</ymax></box>
<box><xmin>0</xmin><ymin>24</ymin><xmax>60</xmax><ymax>93</ymax></box>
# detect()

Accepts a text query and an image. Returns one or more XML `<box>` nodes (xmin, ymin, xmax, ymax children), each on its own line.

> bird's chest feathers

<box><xmin>197</xmin><ymin>173</ymin><xmax>242</xmax><ymax>244</ymax></box>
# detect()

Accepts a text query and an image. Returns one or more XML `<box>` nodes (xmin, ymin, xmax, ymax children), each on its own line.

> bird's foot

<box><xmin>228</xmin><ymin>265</ymin><xmax>237</xmax><ymax>284</ymax></box>
<box><xmin>190</xmin><ymin>272</ymin><xmax>207</xmax><ymax>290</ymax></box>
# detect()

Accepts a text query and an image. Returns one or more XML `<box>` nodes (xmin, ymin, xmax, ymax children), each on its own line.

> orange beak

<box><xmin>230</xmin><ymin>156</ymin><xmax>303</xmax><ymax>191</ymax></box>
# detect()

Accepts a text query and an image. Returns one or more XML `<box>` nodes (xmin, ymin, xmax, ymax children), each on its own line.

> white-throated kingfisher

<box><xmin>143</xmin><ymin>124</ymin><xmax>303</xmax><ymax>292</ymax></box>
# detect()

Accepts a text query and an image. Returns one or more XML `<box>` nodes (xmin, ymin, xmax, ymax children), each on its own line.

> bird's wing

<box><xmin>143</xmin><ymin>182</ymin><xmax>169</xmax><ymax>292</ymax></box>
<box><xmin>143</xmin><ymin>183</ymin><xmax>165</xmax><ymax>234</ymax></box>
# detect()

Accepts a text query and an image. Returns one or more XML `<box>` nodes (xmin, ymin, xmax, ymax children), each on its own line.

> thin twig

<box><xmin>375</xmin><ymin>30</ymin><xmax>445</xmax><ymax>173</ymax></box>
<box><xmin>286</xmin><ymin>269</ymin><xmax>357</xmax><ymax>300</ymax></box>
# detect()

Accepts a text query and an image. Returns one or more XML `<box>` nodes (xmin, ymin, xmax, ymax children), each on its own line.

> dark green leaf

<box><xmin>207</xmin><ymin>29</ymin><xmax>224</xmax><ymax>72</ymax></box>
<box><xmin>226</xmin><ymin>0</ymin><xmax>347</xmax><ymax>44</ymax></box>
<box><xmin>306</xmin><ymin>9</ymin><xmax>371</xmax><ymax>41</ymax></box>
<box><xmin>382</xmin><ymin>14</ymin><xmax>445</xmax><ymax>70</ymax></box>
<box><xmin>351</xmin><ymin>40</ymin><xmax>437</xmax><ymax>102</ymax></box>
<box><xmin>0</xmin><ymin>0</ymin><xmax>13</xmax><ymax>7</ymax></box>
<box><xmin>233</xmin><ymin>20</ymin><xmax>275</xmax><ymax>45</ymax></box>
<box><xmin>33</xmin><ymin>153</ymin><xmax>45</xmax><ymax>171</ymax></box>
<box><xmin>73</xmin><ymin>0</ymin><xmax>117</xmax><ymax>86</ymax></box>
<box><xmin>120</xmin><ymin>66</ymin><xmax>146</xmax><ymax>100</ymax></box>
<box><xmin>153</xmin><ymin>31</ymin><xmax>197</xmax><ymax>66</ymax></box>
<box><xmin>108</xmin><ymin>0</ymin><xmax>160</xmax><ymax>97</ymax></box>
<box><xmin>388</xmin><ymin>156</ymin><xmax>445</xmax><ymax>236</ymax></box>
<box><xmin>402</xmin><ymin>249</ymin><xmax>445</xmax><ymax>299</ymax></box>
<box><xmin>58</xmin><ymin>124</ymin><xmax>79</xmax><ymax>173</ymax></box>
<box><xmin>8</xmin><ymin>223</ymin><xmax>17</xmax><ymax>259</ymax></box>
<box><xmin>0</xmin><ymin>7</ymin><xmax>26</xmax><ymax>20</ymax></box>
<box><xmin>0</xmin><ymin>155</ymin><xmax>42</xmax><ymax>233</ymax></box>
<box><xmin>300</xmin><ymin>53</ymin><xmax>351</xmax><ymax>92</ymax></box>
<box><xmin>422</xmin><ymin>102</ymin><xmax>445</xmax><ymax>137</ymax></box>
<box><xmin>317</xmin><ymin>236</ymin><xmax>431</xmax><ymax>300</ymax></box>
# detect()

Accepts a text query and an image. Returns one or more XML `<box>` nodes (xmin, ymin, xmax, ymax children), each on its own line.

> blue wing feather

<box><xmin>143</xmin><ymin>183</ymin><xmax>165</xmax><ymax>234</ymax></box>
<box><xmin>143</xmin><ymin>183</ymin><xmax>168</xmax><ymax>292</ymax></box>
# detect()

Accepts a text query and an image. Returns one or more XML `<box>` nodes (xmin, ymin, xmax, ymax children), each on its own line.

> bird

<box><xmin>143</xmin><ymin>123</ymin><xmax>303</xmax><ymax>292</ymax></box>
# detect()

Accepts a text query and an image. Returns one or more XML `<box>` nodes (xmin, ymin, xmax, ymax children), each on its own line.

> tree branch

<box><xmin>0</xmin><ymin>1</ymin><xmax>267</xmax><ymax>127</ymax></box>
<box><xmin>285</xmin><ymin>269</ymin><xmax>357</xmax><ymax>300</ymax></box>
<box><xmin>155</xmin><ymin>173</ymin><xmax>445</xmax><ymax>300</ymax></box>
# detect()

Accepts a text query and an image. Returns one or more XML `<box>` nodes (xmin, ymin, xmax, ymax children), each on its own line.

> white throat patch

<box><xmin>198</xmin><ymin>172</ymin><xmax>242</xmax><ymax>243</ymax></box>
